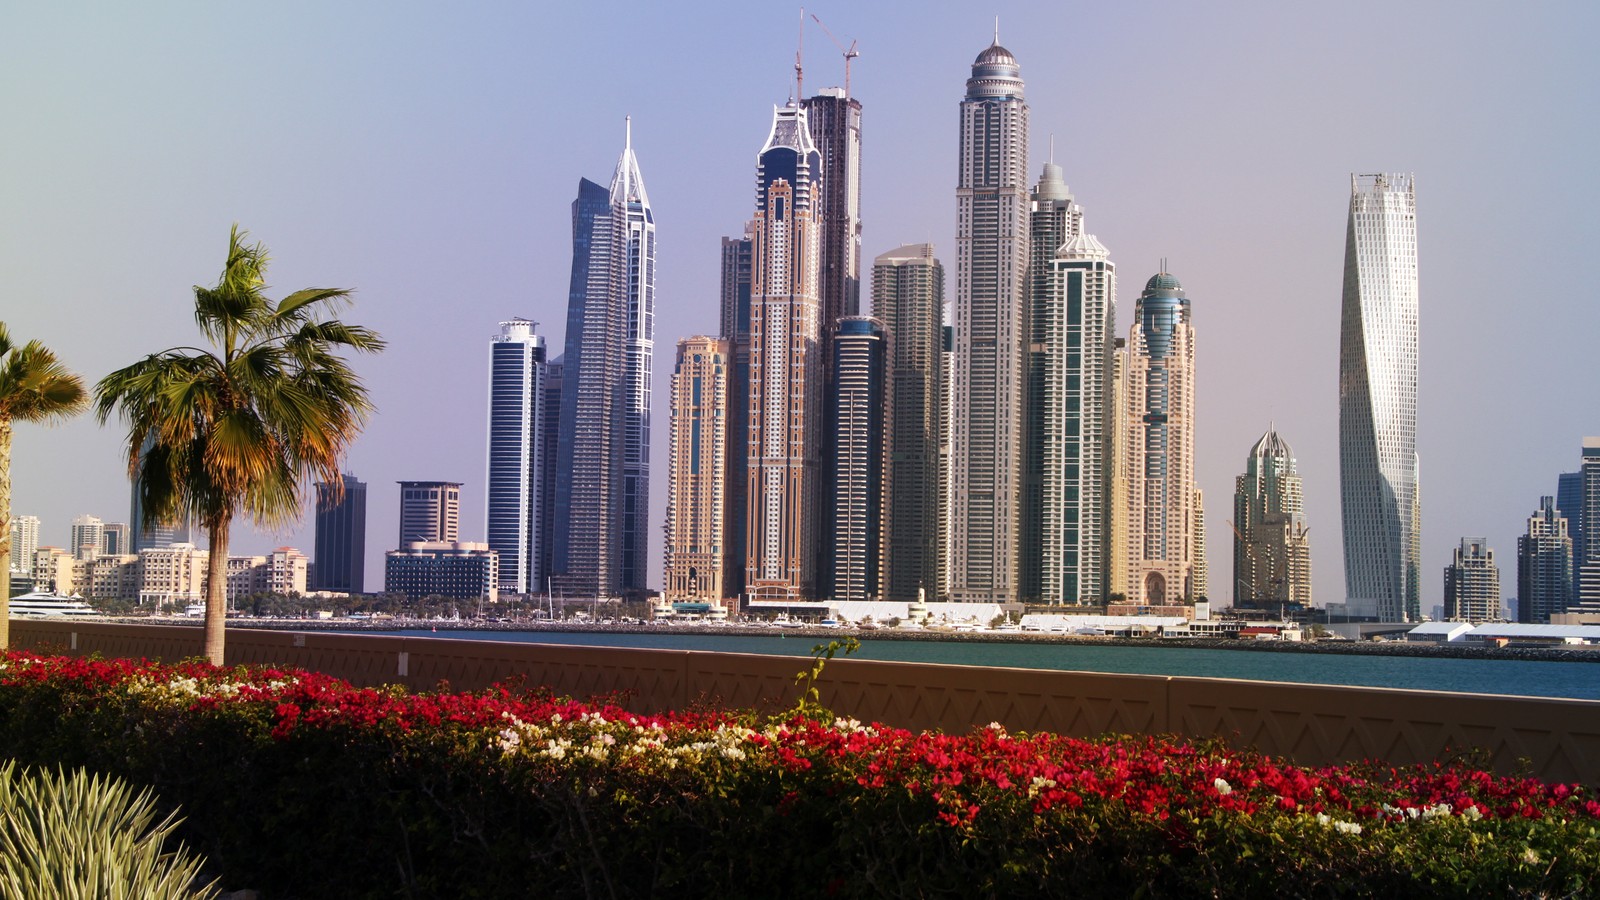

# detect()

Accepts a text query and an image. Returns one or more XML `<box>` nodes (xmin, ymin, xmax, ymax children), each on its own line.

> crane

<box><xmin>810</xmin><ymin>13</ymin><xmax>860</xmax><ymax>97</ymax></box>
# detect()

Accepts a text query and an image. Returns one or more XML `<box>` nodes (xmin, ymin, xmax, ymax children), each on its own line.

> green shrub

<box><xmin>0</xmin><ymin>761</ymin><xmax>215</xmax><ymax>899</ymax></box>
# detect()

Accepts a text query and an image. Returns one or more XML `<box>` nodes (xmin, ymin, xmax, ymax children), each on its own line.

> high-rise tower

<box><xmin>1517</xmin><ymin>496</ymin><xmax>1572</xmax><ymax>624</ymax></box>
<box><xmin>1022</xmin><ymin>160</ymin><xmax>1082</xmax><ymax>603</ymax></box>
<box><xmin>1444</xmin><ymin>538</ymin><xmax>1499</xmax><ymax>622</ymax></box>
<box><xmin>664</xmin><ymin>336</ymin><xmax>730</xmax><ymax>601</ymax></box>
<box><xmin>875</xmin><ymin>245</ymin><xmax>945</xmax><ymax>602</ymax></box>
<box><xmin>1124</xmin><ymin>271</ymin><xmax>1200</xmax><ymax>605</ymax></box>
<box><xmin>398</xmin><ymin>481</ymin><xmax>459</xmax><ymax>545</ymax></box>
<box><xmin>1031</xmin><ymin>222</ymin><xmax>1116</xmax><ymax>606</ymax></box>
<box><xmin>828</xmin><ymin>316</ymin><xmax>888</xmax><ymax>602</ymax></box>
<box><xmin>951</xmin><ymin>38</ymin><xmax>1029</xmax><ymax>603</ymax></box>
<box><xmin>485</xmin><ymin>319</ymin><xmax>547</xmax><ymax>595</ymax></box>
<box><xmin>1576</xmin><ymin>438</ymin><xmax>1600</xmax><ymax>611</ymax></box>
<box><xmin>1233</xmin><ymin>427</ymin><xmax>1312</xmax><ymax>610</ymax></box>
<box><xmin>1339</xmin><ymin>173</ymin><xmax>1420</xmax><ymax>622</ymax></box>
<box><xmin>553</xmin><ymin>123</ymin><xmax>655</xmax><ymax>599</ymax></box>
<box><xmin>745</xmin><ymin>102</ymin><xmax>823</xmax><ymax>601</ymax></box>
<box><xmin>312</xmin><ymin>474</ymin><xmax>366</xmax><ymax>594</ymax></box>
<box><xmin>719</xmin><ymin>226</ymin><xmax>754</xmax><ymax>599</ymax></box>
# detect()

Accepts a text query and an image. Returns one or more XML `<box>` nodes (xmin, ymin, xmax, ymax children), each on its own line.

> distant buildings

<box><xmin>1444</xmin><ymin>537</ymin><xmax>1500</xmax><ymax>623</ymax></box>
<box><xmin>874</xmin><ymin>245</ymin><xmax>944</xmax><ymax>602</ymax></box>
<box><xmin>1124</xmin><ymin>272</ymin><xmax>1202</xmax><ymax>605</ymax></box>
<box><xmin>1339</xmin><ymin>173</ymin><xmax>1420</xmax><ymax>622</ymax></box>
<box><xmin>398</xmin><ymin>481</ymin><xmax>460</xmax><ymax>545</ymax></box>
<box><xmin>827</xmin><ymin>317</ymin><xmax>888</xmax><ymax>602</ymax></box>
<box><xmin>663</xmin><ymin>337</ymin><xmax>730</xmax><ymax>602</ymax></box>
<box><xmin>950</xmin><ymin>39</ymin><xmax>1029</xmax><ymax>603</ymax></box>
<box><xmin>312</xmin><ymin>474</ymin><xmax>367</xmax><ymax>594</ymax></box>
<box><xmin>718</xmin><ymin>225</ymin><xmax>754</xmax><ymax>600</ymax></box>
<box><xmin>1232</xmin><ymin>427</ymin><xmax>1312</xmax><ymax>610</ymax></box>
<box><xmin>744</xmin><ymin>101</ymin><xmax>824</xmax><ymax>602</ymax></box>
<box><xmin>1517</xmin><ymin>496</ymin><xmax>1572</xmax><ymax>624</ymax></box>
<box><xmin>484</xmin><ymin>319</ymin><xmax>548</xmax><ymax>595</ymax></box>
<box><xmin>101</xmin><ymin>522</ymin><xmax>129</xmax><ymax>557</ymax></box>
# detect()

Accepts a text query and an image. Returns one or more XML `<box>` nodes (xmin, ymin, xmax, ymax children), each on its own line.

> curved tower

<box><xmin>1124</xmin><ymin>271</ymin><xmax>1199</xmax><ymax>605</ymax></box>
<box><xmin>745</xmin><ymin>102</ymin><xmax>823</xmax><ymax>601</ymax></box>
<box><xmin>1339</xmin><ymin>173</ymin><xmax>1419</xmax><ymax>621</ymax></box>
<box><xmin>951</xmin><ymin>38</ymin><xmax>1029</xmax><ymax>602</ymax></box>
<box><xmin>1233</xmin><ymin>426</ymin><xmax>1311</xmax><ymax>610</ymax></box>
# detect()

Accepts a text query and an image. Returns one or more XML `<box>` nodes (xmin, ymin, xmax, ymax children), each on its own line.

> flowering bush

<box><xmin>0</xmin><ymin>649</ymin><xmax>1595</xmax><ymax>897</ymax></box>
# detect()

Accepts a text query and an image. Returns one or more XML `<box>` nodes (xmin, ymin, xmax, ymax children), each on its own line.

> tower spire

<box><xmin>625</xmin><ymin>114</ymin><xmax>631</xmax><ymax>152</ymax></box>
<box><xmin>994</xmin><ymin>16</ymin><xmax>1000</xmax><ymax>45</ymax></box>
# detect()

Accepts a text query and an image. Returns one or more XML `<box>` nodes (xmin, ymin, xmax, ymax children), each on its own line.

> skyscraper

<box><xmin>539</xmin><ymin>357</ymin><xmax>563</xmax><ymax>589</ymax></box>
<box><xmin>100</xmin><ymin>523</ymin><xmax>129</xmax><ymax>557</ymax></box>
<box><xmin>1557</xmin><ymin>469</ymin><xmax>1584</xmax><ymax>601</ymax></box>
<box><xmin>1517</xmin><ymin>496</ymin><xmax>1572</xmax><ymax>624</ymax></box>
<box><xmin>802</xmin><ymin>87</ymin><xmax>863</xmax><ymax>598</ymax></box>
<box><xmin>1444</xmin><ymin>537</ymin><xmax>1500</xmax><ymax>623</ymax></box>
<box><xmin>553</xmin><ymin>123</ymin><xmax>655</xmax><ymax>599</ymax></box>
<box><xmin>1340</xmin><ymin>173</ymin><xmax>1420</xmax><ymax>622</ymax></box>
<box><xmin>485</xmin><ymin>319</ymin><xmax>547</xmax><ymax>595</ymax></box>
<box><xmin>1124</xmin><ymin>271</ymin><xmax>1201</xmax><ymax>605</ymax></box>
<box><xmin>69</xmin><ymin>515</ymin><xmax>104</xmax><ymax>562</ymax></box>
<box><xmin>719</xmin><ymin>226</ymin><xmax>754</xmax><ymax>601</ymax></box>
<box><xmin>1232</xmin><ymin>427</ymin><xmax>1312</xmax><ymax>610</ymax></box>
<box><xmin>398</xmin><ymin>481</ymin><xmax>459</xmax><ymax>545</ymax></box>
<box><xmin>828</xmin><ymin>316</ymin><xmax>888</xmax><ymax>602</ymax></box>
<box><xmin>312</xmin><ymin>474</ymin><xmax>366</xmax><ymax>594</ymax></box>
<box><xmin>664</xmin><ymin>337</ymin><xmax>730</xmax><ymax>601</ymax></box>
<box><xmin>10</xmin><ymin>514</ymin><xmax>39</xmax><ymax>573</ymax></box>
<box><xmin>951</xmin><ymin>38</ymin><xmax>1029</xmax><ymax>603</ymax></box>
<box><xmin>1022</xmin><ymin>160</ymin><xmax>1082</xmax><ymax>603</ymax></box>
<box><xmin>875</xmin><ymin>244</ymin><xmax>945</xmax><ymax>602</ymax></box>
<box><xmin>745</xmin><ymin>101</ymin><xmax>823</xmax><ymax>601</ymax></box>
<box><xmin>1575</xmin><ymin>438</ymin><xmax>1600</xmax><ymax>611</ymax></box>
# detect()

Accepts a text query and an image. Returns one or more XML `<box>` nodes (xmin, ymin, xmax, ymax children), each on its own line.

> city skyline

<box><xmin>5</xmin><ymin>4</ymin><xmax>1597</xmax><ymax>608</ymax></box>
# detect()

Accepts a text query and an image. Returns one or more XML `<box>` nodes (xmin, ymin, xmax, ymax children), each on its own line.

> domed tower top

<box><xmin>1143</xmin><ymin>271</ymin><xmax>1185</xmax><ymax>296</ymax></box>
<box><xmin>966</xmin><ymin>31</ymin><xmax>1024</xmax><ymax>101</ymax></box>
<box><xmin>1249</xmin><ymin>426</ymin><xmax>1296</xmax><ymax>467</ymax></box>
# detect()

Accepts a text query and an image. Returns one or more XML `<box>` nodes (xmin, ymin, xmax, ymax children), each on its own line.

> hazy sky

<box><xmin>4</xmin><ymin>2</ymin><xmax>1597</xmax><ymax>608</ymax></box>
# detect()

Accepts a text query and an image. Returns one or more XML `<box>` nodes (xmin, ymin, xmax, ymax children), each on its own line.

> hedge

<box><xmin>0</xmin><ymin>649</ymin><xmax>1595</xmax><ymax>898</ymax></box>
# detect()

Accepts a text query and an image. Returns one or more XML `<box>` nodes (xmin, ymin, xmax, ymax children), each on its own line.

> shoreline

<box><xmin>114</xmin><ymin>616</ymin><xmax>1600</xmax><ymax>666</ymax></box>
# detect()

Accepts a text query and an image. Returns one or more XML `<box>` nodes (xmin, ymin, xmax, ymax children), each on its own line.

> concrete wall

<box><xmin>12</xmin><ymin>621</ymin><xmax>1600</xmax><ymax>785</ymax></box>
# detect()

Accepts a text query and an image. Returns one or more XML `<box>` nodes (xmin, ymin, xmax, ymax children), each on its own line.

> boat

<box><xmin>8</xmin><ymin>592</ymin><xmax>99</xmax><ymax>617</ymax></box>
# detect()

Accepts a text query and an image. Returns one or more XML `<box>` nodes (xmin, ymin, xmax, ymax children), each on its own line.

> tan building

<box><xmin>138</xmin><ymin>543</ymin><xmax>207</xmax><ymax>608</ymax></box>
<box><xmin>664</xmin><ymin>337</ymin><xmax>730</xmax><ymax>601</ymax></box>
<box><xmin>32</xmin><ymin>546</ymin><xmax>75</xmax><ymax>595</ymax></box>
<box><xmin>86</xmin><ymin>554</ymin><xmax>141</xmax><ymax>602</ymax></box>
<box><xmin>1123</xmin><ymin>272</ymin><xmax>1201</xmax><ymax>605</ymax></box>
<box><xmin>225</xmin><ymin>548</ymin><xmax>310</xmax><ymax>605</ymax></box>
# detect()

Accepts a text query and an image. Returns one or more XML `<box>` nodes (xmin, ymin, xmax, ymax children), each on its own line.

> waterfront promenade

<box><xmin>12</xmin><ymin>618</ymin><xmax>1600</xmax><ymax>786</ymax></box>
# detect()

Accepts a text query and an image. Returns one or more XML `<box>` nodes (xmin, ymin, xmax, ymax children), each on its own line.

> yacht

<box><xmin>8</xmin><ymin>592</ymin><xmax>99</xmax><ymax>617</ymax></box>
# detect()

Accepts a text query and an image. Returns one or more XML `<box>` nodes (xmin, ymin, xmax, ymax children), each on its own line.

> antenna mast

<box><xmin>795</xmin><ymin>7</ymin><xmax>805</xmax><ymax>101</ymax></box>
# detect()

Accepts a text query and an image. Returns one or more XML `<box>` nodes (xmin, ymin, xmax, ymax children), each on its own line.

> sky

<box><xmin>4</xmin><ymin>1</ymin><xmax>1597</xmax><ymax>610</ymax></box>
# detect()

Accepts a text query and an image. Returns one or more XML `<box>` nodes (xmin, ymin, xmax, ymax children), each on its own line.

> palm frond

<box><xmin>0</xmin><ymin>339</ymin><xmax>88</xmax><ymax>424</ymax></box>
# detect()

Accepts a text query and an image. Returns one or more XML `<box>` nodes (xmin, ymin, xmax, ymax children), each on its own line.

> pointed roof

<box><xmin>1249</xmin><ymin>425</ymin><xmax>1295</xmax><ymax>464</ymax></box>
<box><xmin>609</xmin><ymin>115</ymin><xmax>650</xmax><ymax>208</ymax></box>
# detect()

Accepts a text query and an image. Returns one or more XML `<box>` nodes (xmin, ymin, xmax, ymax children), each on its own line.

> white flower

<box><xmin>1335</xmin><ymin>821</ymin><xmax>1363</xmax><ymax>835</ymax></box>
<box><xmin>1028</xmin><ymin>777</ymin><xmax>1058</xmax><ymax>798</ymax></box>
<box><xmin>1463</xmin><ymin>805</ymin><xmax>1483</xmax><ymax>821</ymax></box>
<box><xmin>1213</xmin><ymin>778</ymin><xmax>1233</xmax><ymax>796</ymax></box>
<box><xmin>1522</xmin><ymin>847</ymin><xmax>1540</xmax><ymax>865</ymax></box>
<box><xmin>720</xmin><ymin>747</ymin><xmax>746</xmax><ymax>761</ymax></box>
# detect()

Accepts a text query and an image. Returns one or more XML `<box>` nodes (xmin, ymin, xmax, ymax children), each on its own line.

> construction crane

<box><xmin>810</xmin><ymin>13</ymin><xmax>860</xmax><ymax>97</ymax></box>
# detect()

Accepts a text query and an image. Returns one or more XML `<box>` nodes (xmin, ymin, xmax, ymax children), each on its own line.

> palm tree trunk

<box><xmin>204</xmin><ymin>515</ymin><xmax>230</xmax><ymax>665</ymax></box>
<box><xmin>0</xmin><ymin>418</ymin><xmax>12</xmax><ymax>650</ymax></box>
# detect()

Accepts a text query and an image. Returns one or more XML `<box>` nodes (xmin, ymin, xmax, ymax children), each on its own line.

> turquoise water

<box><xmin>379</xmin><ymin>629</ymin><xmax>1600</xmax><ymax>701</ymax></box>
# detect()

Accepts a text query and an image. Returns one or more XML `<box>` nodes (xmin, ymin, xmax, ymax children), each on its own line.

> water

<box><xmin>376</xmin><ymin>629</ymin><xmax>1600</xmax><ymax>701</ymax></box>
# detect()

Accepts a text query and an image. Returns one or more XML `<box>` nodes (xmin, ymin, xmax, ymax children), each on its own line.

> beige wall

<box><xmin>11</xmin><ymin>621</ymin><xmax>1600</xmax><ymax>785</ymax></box>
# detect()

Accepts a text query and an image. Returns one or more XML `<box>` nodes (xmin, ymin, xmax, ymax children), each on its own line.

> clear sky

<box><xmin>4</xmin><ymin>1</ymin><xmax>1597</xmax><ymax>609</ymax></box>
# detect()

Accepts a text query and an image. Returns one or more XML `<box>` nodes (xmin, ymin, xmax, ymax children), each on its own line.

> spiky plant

<box><xmin>0</xmin><ymin>762</ymin><xmax>217</xmax><ymax>898</ymax></box>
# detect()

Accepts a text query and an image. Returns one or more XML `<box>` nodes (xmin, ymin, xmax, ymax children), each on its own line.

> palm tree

<box><xmin>96</xmin><ymin>226</ymin><xmax>383</xmax><ymax>664</ymax></box>
<box><xmin>0</xmin><ymin>325</ymin><xmax>89</xmax><ymax>649</ymax></box>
